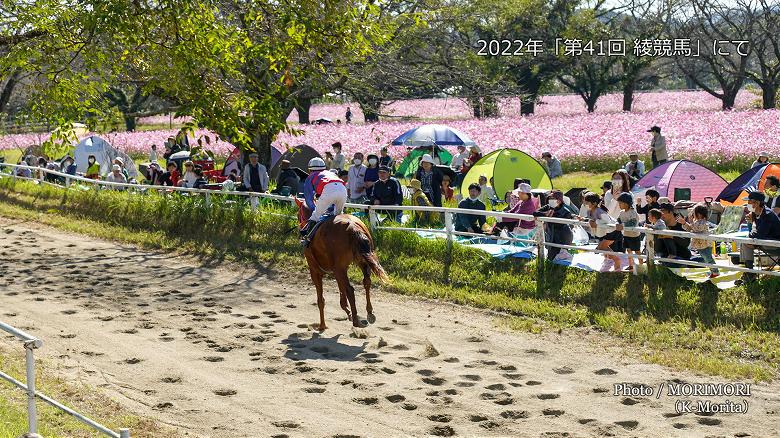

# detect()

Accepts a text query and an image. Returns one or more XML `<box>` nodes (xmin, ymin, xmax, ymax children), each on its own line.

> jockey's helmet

<box><xmin>308</xmin><ymin>157</ymin><xmax>326</xmax><ymax>171</ymax></box>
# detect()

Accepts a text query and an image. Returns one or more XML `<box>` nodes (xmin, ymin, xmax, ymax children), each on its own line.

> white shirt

<box><xmin>451</xmin><ymin>151</ymin><xmax>469</xmax><ymax>171</ymax></box>
<box><xmin>348</xmin><ymin>164</ymin><xmax>367</xmax><ymax>198</ymax></box>
<box><xmin>479</xmin><ymin>184</ymin><xmax>496</xmax><ymax>205</ymax></box>
<box><xmin>150</xmin><ymin>149</ymin><xmax>158</xmax><ymax>163</ymax></box>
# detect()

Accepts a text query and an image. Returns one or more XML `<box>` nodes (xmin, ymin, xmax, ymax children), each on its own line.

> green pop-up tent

<box><xmin>395</xmin><ymin>146</ymin><xmax>453</xmax><ymax>178</ymax></box>
<box><xmin>462</xmin><ymin>148</ymin><xmax>553</xmax><ymax>198</ymax></box>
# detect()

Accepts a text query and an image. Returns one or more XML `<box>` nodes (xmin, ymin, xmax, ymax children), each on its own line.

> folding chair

<box><xmin>755</xmin><ymin>247</ymin><xmax>780</xmax><ymax>272</ymax></box>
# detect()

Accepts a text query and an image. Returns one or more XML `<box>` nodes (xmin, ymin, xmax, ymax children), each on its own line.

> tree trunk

<box><xmin>249</xmin><ymin>130</ymin><xmax>275</xmax><ymax>169</ymax></box>
<box><xmin>520</xmin><ymin>98</ymin><xmax>536</xmax><ymax>115</ymax></box>
<box><xmin>586</xmin><ymin>96</ymin><xmax>597</xmax><ymax>112</ymax></box>
<box><xmin>622</xmin><ymin>81</ymin><xmax>635</xmax><ymax>112</ymax></box>
<box><xmin>296</xmin><ymin>97</ymin><xmax>312</xmax><ymax>124</ymax></box>
<box><xmin>685</xmin><ymin>75</ymin><xmax>697</xmax><ymax>90</ymax></box>
<box><xmin>761</xmin><ymin>84</ymin><xmax>777</xmax><ymax>109</ymax></box>
<box><xmin>483</xmin><ymin>96</ymin><xmax>499</xmax><ymax>117</ymax></box>
<box><xmin>124</xmin><ymin>116</ymin><xmax>137</xmax><ymax>132</ymax></box>
<box><xmin>721</xmin><ymin>91</ymin><xmax>737</xmax><ymax>110</ymax></box>
<box><xmin>0</xmin><ymin>68</ymin><xmax>21</xmax><ymax>114</ymax></box>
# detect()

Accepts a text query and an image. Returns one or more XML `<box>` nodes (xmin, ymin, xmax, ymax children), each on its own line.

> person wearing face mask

<box><xmin>363</xmin><ymin>154</ymin><xmax>380</xmax><ymax>198</ymax></box>
<box><xmin>86</xmin><ymin>155</ymin><xmax>101</xmax><ymax>179</ymax></box>
<box><xmin>414</xmin><ymin>154</ymin><xmax>444</xmax><ymax>207</ymax></box>
<box><xmin>331</xmin><ymin>142</ymin><xmax>346</xmax><ymax>171</ymax></box>
<box><xmin>624</xmin><ymin>153</ymin><xmax>645</xmax><ymax>181</ymax></box>
<box><xmin>60</xmin><ymin>156</ymin><xmax>77</xmax><ymax>176</ymax></box>
<box><xmin>738</xmin><ymin>191</ymin><xmax>780</xmax><ymax>284</ymax></box>
<box><xmin>347</xmin><ymin>152</ymin><xmax>368</xmax><ymax>203</ymax></box>
<box><xmin>533</xmin><ymin>189</ymin><xmax>574</xmax><ymax>261</ymax></box>
<box><xmin>604</xmin><ymin>171</ymin><xmax>632</xmax><ymax>219</ymax></box>
<box><xmin>455</xmin><ymin>183</ymin><xmax>487</xmax><ymax>233</ymax></box>
<box><xmin>658</xmin><ymin>203</ymin><xmax>692</xmax><ymax>263</ymax></box>
<box><xmin>369</xmin><ymin>166</ymin><xmax>403</xmax><ymax>221</ymax></box>
<box><xmin>763</xmin><ymin>175</ymin><xmax>780</xmax><ymax>215</ymax></box>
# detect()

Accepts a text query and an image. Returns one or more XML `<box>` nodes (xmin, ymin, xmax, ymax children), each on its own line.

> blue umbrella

<box><xmin>391</xmin><ymin>124</ymin><xmax>477</xmax><ymax>147</ymax></box>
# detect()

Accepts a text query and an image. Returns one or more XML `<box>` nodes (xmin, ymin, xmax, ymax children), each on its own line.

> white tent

<box><xmin>74</xmin><ymin>136</ymin><xmax>138</xmax><ymax>178</ymax></box>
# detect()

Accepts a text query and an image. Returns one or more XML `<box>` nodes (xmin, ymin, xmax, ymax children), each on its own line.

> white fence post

<box><xmin>24</xmin><ymin>342</ymin><xmax>40</xmax><ymax>437</ymax></box>
<box><xmin>368</xmin><ymin>207</ymin><xmax>379</xmax><ymax>230</ymax></box>
<box><xmin>444</xmin><ymin>211</ymin><xmax>454</xmax><ymax>244</ymax></box>
<box><xmin>646</xmin><ymin>232</ymin><xmax>655</xmax><ymax>273</ymax></box>
<box><xmin>205</xmin><ymin>192</ymin><xmax>211</xmax><ymax>209</ymax></box>
<box><xmin>120</xmin><ymin>428</ymin><xmax>131</xmax><ymax>438</ymax></box>
<box><xmin>250</xmin><ymin>195</ymin><xmax>258</xmax><ymax>211</ymax></box>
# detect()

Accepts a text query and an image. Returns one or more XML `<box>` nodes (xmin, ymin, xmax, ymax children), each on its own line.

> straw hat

<box><xmin>407</xmin><ymin>179</ymin><xmax>422</xmax><ymax>190</ymax></box>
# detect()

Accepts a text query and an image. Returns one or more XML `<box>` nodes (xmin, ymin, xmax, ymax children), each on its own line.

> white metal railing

<box><xmin>0</xmin><ymin>321</ymin><xmax>130</xmax><ymax>438</ymax></box>
<box><xmin>2</xmin><ymin>162</ymin><xmax>780</xmax><ymax>278</ymax></box>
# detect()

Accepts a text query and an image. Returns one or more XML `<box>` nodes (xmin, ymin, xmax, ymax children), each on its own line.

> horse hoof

<box><xmin>352</xmin><ymin>320</ymin><xmax>365</xmax><ymax>329</ymax></box>
<box><xmin>367</xmin><ymin>313</ymin><xmax>376</xmax><ymax>324</ymax></box>
<box><xmin>318</xmin><ymin>324</ymin><xmax>327</xmax><ymax>332</ymax></box>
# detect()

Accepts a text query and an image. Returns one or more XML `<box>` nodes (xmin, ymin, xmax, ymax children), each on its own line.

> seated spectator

<box><xmin>739</xmin><ymin>191</ymin><xmax>780</xmax><ymax>284</ymax></box>
<box><xmin>541</xmin><ymin>152</ymin><xmax>563</xmax><ymax>179</ymax></box>
<box><xmin>461</xmin><ymin>146</ymin><xmax>482</xmax><ymax>177</ymax></box>
<box><xmin>763</xmin><ymin>175</ymin><xmax>780</xmax><ymax>215</ymax></box>
<box><xmin>61</xmin><ymin>156</ymin><xmax>77</xmax><ymax>176</ymax></box>
<box><xmin>494</xmin><ymin>183</ymin><xmax>536</xmax><ymax>235</ymax></box>
<box><xmin>105</xmin><ymin>164</ymin><xmax>127</xmax><ymax>188</ymax></box>
<box><xmin>178</xmin><ymin>160</ymin><xmax>198</xmax><ymax>188</ymax></box>
<box><xmin>86</xmin><ymin>155</ymin><xmax>101</xmax><ymax>179</ymax></box>
<box><xmin>407</xmin><ymin>178</ymin><xmax>435</xmax><ymax>226</ymax></box>
<box><xmin>646</xmin><ymin>209</ymin><xmax>677</xmax><ymax>259</ymax></box>
<box><xmin>533</xmin><ymin>189</ymin><xmax>574</xmax><ymax>260</ymax></box>
<box><xmin>624</xmin><ymin>153</ymin><xmax>645</xmax><ymax>182</ymax></box>
<box><xmin>44</xmin><ymin>159</ymin><xmax>60</xmax><ymax>182</ymax></box>
<box><xmin>752</xmin><ymin>152</ymin><xmax>770</xmax><ymax>168</ymax></box>
<box><xmin>114</xmin><ymin>157</ymin><xmax>130</xmax><ymax>181</ymax></box>
<box><xmin>370</xmin><ymin>165</ymin><xmax>403</xmax><ymax>221</ymax></box>
<box><xmin>657</xmin><ymin>203</ymin><xmax>692</xmax><ymax>260</ymax></box>
<box><xmin>681</xmin><ymin>204</ymin><xmax>719</xmax><ymax>278</ymax></box>
<box><xmin>15</xmin><ymin>158</ymin><xmax>32</xmax><ymax>178</ymax></box>
<box><xmin>192</xmin><ymin>166</ymin><xmax>208</xmax><ymax>189</ymax></box>
<box><xmin>242</xmin><ymin>153</ymin><xmax>269</xmax><ymax>192</ymax></box>
<box><xmin>580</xmin><ymin>192</ymin><xmax>622</xmax><ymax>271</ymax></box>
<box><xmin>159</xmin><ymin>162</ymin><xmax>180</xmax><ymax>186</ymax></box>
<box><xmin>478</xmin><ymin>175</ymin><xmax>498</xmax><ymax>206</ymax></box>
<box><xmin>275</xmin><ymin>159</ymin><xmax>300</xmax><ymax>195</ymax></box>
<box><xmin>442</xmin><ymin>175</ymin><xmax>455</xmax><ymax>202</ymax></box>
<box><xmin>455</xmin><ymin>183</ymin><xmax>487</xmax><ymax>233</ymax></box>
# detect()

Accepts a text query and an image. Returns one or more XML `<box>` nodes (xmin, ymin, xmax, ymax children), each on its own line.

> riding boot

<box><xmin>300</xmin><ymin>220</ymin><xmax>316</xmax><ymax>247</ymax></box>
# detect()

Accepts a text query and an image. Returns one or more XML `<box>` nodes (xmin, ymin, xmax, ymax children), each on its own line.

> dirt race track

<box><xmin>1</xmin><ymin>217</ymin><xmax>779</xmax><ymax>438</ymax></box>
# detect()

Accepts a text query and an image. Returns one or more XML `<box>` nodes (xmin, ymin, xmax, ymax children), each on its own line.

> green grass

<box><xmin>0</xmin><ymin>346</ymin><xmax>173</xmax><ymax>438</ymax></box>
<box><xmin>0</xmin><ymin>177</ymin><xmax>778</xmax><ymax>383</ymax></box>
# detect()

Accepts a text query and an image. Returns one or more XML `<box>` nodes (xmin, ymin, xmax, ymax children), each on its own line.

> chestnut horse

<box><xmin>296</xmin><ymin>200</ymin><xmax>388</xmax><ymax>330</ymax></box>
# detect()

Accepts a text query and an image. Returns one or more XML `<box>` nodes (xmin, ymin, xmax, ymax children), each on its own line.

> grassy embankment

<box><xmin>0</xmin><ymin>175</ymin><xmax>778</xmax><ymax>386</ymax></box>
<box><xmin>0</xmin><ymin>346</ymin><xmax>173</xmax><ymax>437</ymax></box>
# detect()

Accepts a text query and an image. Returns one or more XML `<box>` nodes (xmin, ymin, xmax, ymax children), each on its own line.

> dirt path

<box><xmin>0</xmin><ymin>218</ymin><xmax>778</xmax><ymax>438</ymax></box>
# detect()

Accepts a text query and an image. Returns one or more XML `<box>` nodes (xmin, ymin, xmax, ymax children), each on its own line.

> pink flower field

<box><xmin>1</xmin><ymin>90</ymin><xmax>776</xmax><ymax>171</ymax></box>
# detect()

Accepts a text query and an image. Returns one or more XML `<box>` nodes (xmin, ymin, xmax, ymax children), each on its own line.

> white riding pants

<box><xmin>311</xmin><ymin>182</ymin><xmax>347</xmax><ymax>221</ymax></box>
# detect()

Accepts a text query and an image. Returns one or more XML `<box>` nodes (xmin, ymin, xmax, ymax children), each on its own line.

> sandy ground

<box><xmin>0</xmin><ymin>217</ymin><xmax>778</xmax><ymax>438</ymax></box>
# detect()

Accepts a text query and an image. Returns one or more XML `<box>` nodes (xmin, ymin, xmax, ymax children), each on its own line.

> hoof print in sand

<box><xmin>614</xmin><ymin>420</ymin><xmax>639</xmax><ymax>430</ymax></box>
<box><xmin>428</xmin><ymin>425</ymin><xmax>455</xmax><ymax>437</ymax></box>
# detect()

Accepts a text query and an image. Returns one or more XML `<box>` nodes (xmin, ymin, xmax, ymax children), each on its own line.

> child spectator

<box><xmin>647</xmin><ymin>209</ymin><xmax>677</xmax><ymax>259</ymax></box>
<box><xmin>615</xmin><ymin>192</ymin><xmax>642</xmax><ymax>273</ymax></box>
<box><xmin>637</xmin><ymin>189</ymin><xmax>661</xmax><ymax>220</ymax></box>
<box><xmin>160</xmin><ymin>161</ymin><xmax>180</xmax><ymax>186</ymax></box>
<box><xmin>441</xmin><ymin>175</ymin><xmax>454</xmax><ymax>202</ymax></box>
<box><xmin>407</xmin><ymin>179</ymin><xmax>434</xmax><ymax>226</ymax></box>
<box><xmin>581</xmin><ymin>192</ymin><xmax>622</xmax><ymax>272</ymax></box>
<box><xmin>681</xmin><ymin>204</ymin><xmax>719</xmax><ymax>278</ymax></box>
<box><xmin>478</xmin><ymin>175</ymin><xmax>497</xmax><ymax>207</ymax></box>
<box><xmin>324</xmin><ymin>151</ymin><xmax>334</xmax><ymax>170</ymax></box>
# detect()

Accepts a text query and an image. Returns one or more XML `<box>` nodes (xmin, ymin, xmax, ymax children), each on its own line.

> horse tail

<box><xmin>354</xmin><ymin>227</ymin><xmax>389</xmax><ymax>282</ymax></box>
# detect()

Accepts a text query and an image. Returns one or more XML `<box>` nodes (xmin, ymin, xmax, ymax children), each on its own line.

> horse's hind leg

<box><xmin>335</xmin><ymin>269</ymin><xmax>362</xmax><ymax>328</ymax></box>
<box><xmin>339</xmin><ymin>289</ymin><xmax>351</xmax><ymax>320</ymax></box>
<box><xmin>363</xmin><ymin>265</ymin><xmax>375</xmax><ymax>324</ymax></box>
<box><xmin>305</xmin><ymin>255</ymin><xmax>327</xmax><ymax>331</ymax></box>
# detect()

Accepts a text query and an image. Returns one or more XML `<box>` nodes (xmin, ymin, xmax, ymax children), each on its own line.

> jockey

<box><xmin>301</xmin><ymin>157</ymin><xmax>348</xmax><ymax>242</ymax></box>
